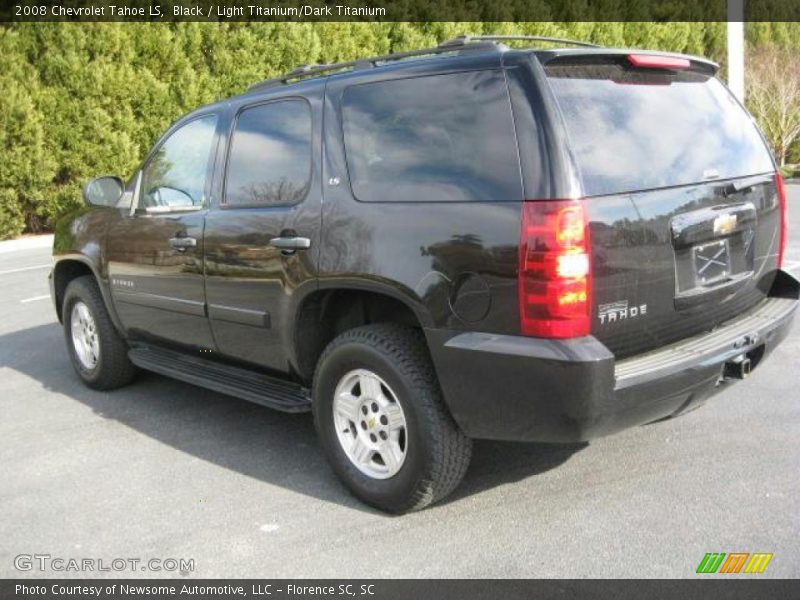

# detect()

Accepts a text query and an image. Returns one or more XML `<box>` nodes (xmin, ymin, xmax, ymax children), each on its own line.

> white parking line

<box><xmin>0</xmin><ymin>264</ymin><xmax>50</xmax><ymax>276</ymax></box>
<box><xmin>20</xmin><ymin>294</ymin><xmax>50</xmax><ymax>304</ymax></box>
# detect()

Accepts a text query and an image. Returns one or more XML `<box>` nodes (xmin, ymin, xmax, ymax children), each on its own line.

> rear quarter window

<box><xmin>545</xmin><ymin>59</ymin><xmax>775</xmax><ymax>197</ymax></box>
<box><xmin>341</xmin><ymin>70</ymin><xmax>523</xmax><ymax>202</ymax></box>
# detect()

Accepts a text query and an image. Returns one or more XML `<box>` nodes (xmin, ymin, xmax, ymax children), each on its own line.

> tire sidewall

<box><xmin>314</xmin><ymin>339</ymin><xmax>433</xmax><ymax>511</ymax></box>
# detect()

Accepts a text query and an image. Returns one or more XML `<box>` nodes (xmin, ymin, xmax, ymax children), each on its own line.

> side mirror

<box><xmin>83</xmin><ymin>176</ymin><xmax>124</xmax><ymax>208</ymax></box>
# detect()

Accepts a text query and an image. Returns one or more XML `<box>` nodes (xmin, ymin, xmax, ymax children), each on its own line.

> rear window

<box><xmin>545</xmin><ymin>59</ymin><xmax>775</xmax><ymax>197</ymax></box>
<box><xmin>341</xmin><ymin>70</ymin><xmax>522</xmax><ymax>202</ymax></box>
<box><xmin>225</xmin><ymin>99</ymin><xmax>312</xmax><ymax>207</ymax></box>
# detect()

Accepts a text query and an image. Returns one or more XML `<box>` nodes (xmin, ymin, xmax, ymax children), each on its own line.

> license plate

<box><xmin>693</xmin><ymin>239</ymin><xmax>731</xmax><ymax>285</ymax></box>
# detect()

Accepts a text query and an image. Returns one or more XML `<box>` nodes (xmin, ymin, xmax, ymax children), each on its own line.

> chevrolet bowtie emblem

<box><xmin>713</xmin><ymin>213</ymin><xmax>737</xmax><ymax>235</ymax></box>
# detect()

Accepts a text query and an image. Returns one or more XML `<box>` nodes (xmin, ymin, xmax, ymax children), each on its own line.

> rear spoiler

<box><xmin>534</xmin><ymin>48</ymin><xmax>719</xmax><ymax>76</ymax></box>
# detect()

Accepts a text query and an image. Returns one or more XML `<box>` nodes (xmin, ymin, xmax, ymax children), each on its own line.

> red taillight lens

<box><xmin>519</xmin><ymin>200</ymin><xmax>592</xmax><ymax>338</ymax></box>
<box><xmin>775</xmin><ymin>171</ymin><xmax>788</xmax><ymax>268</ymax></box>
<box><xmin>627</xmin><ymin>54</ymin><xmax>691</xmax><ymax>70</ymax></box>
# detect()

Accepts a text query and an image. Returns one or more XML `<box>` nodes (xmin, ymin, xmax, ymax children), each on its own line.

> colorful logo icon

<box><xmin>696</xmin><ymin>552</ymin><xmax>773</xmax><ymax>574</ymax></box>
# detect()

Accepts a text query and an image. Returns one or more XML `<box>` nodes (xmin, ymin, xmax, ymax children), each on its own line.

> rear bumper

<box><xmin>426</xmin><ymin>270</ymin><xmax>799</xmax><ymax>443</ymax></box>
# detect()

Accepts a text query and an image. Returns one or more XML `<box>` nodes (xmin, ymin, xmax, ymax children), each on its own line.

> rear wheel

<box><xmin>63</xmin><ymin>276</ymin><xmax>137</xmax><ymax>390</ymax></box>
<box><xmin>313</xmin><ymin>324</ymin><xmax>472</xmax><ymax>513</ymax></box>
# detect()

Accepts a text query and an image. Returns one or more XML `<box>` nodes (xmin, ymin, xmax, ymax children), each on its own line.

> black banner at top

<box><xmin>3</xmin><ymin>0</ymin><xmax>800</xmax><ymax>22</ymax></box>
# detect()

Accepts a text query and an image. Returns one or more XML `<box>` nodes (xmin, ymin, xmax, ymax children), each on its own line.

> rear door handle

<box><xmin>168</xmin><ymin>236</ymin><xmax>197</xmax><ymax>251</ymax></box>
<box><xmin>269</xmin><ymin>236</ymin><xmax>312</xmax><ymax>252</ymax></box>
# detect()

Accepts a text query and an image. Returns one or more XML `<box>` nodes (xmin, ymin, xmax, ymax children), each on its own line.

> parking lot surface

<box><xmin>1</xmin><ymin>187</ymin><xmax>799</xmax><ymax>578</ymax></box>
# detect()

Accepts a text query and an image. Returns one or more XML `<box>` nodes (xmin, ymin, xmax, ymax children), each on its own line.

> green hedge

<box><xmin>0</xmin><ymin>22</ymin><xmax>797</xmax><ymax>239</ymax></box>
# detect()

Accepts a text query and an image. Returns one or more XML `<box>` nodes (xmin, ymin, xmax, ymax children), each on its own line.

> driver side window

<box><xmin>140</xmin><ymin>114</ymin><xmax>218</xmax><ymax>209</ymax></box>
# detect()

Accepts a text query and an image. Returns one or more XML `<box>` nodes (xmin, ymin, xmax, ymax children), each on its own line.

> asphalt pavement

<box><xmin>1</xmin><ymin>188</ymin><xmax>799</xmax><ymax>579</ymax></box>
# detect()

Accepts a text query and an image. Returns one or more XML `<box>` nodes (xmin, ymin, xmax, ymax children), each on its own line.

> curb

<box><xmin>0</xmin><ymin>234</ymin><xmax>54</xmax><ymax>254</ymax></box>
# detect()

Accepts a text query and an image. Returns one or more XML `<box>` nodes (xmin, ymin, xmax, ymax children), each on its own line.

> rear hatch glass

<box><xmin>544</xmin><ymin>55</ymin><xmax>780</xmax><ymax>358</ymax></box>
<box><xmin>545</xmin><ymin>56</ymin><xmax>774</xmax><ymax>197</ymax></box>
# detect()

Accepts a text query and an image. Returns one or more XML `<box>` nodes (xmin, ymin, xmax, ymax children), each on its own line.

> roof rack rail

<box><xmin>248</xmin><ymin>41</ymin><xmax>499</xmax><ymax>92</ymax></box>
<box><xmin>439</xmin><ymin>35</ymin><xmax>601</xmax><ymax>49</ymax></box>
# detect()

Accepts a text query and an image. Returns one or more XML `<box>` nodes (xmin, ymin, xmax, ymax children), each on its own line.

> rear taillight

<box><xmin>775</xmin><ymin>172</ymin><xmax>788</xmax><ymax>268</ymax></box>
<box><xmin>518</xmin><ymin>200</ymin><xmax>592</xmax><ymax>338</ymax></box>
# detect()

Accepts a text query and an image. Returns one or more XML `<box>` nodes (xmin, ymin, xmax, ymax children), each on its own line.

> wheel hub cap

<box><xmin>332</xmin><ymin>369</ymin><xmax>407</xmax><ymax>479</ymax></box>
<box><xmin>70</xmin><ymin>301</ymin><xmax>99</xmax><ymax>370</ymax></box>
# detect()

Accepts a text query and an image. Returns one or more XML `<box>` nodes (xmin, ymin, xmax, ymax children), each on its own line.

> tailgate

<box><xmin>543</xmin><ymin>53</ymin><xmax>780</xmax><ymax>358</ymax></box>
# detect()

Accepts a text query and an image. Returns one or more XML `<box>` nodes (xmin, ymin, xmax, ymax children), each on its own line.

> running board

<box><xmin>128</xmin><ymin>345</ymin><xmax>311</xmax><ymax>413</ymax></box>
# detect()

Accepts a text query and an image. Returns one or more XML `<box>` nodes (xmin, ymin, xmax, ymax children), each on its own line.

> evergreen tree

<box><xmin>0</xmin><ymin>22</ymin><xmax>797</xmax><ymax>238</ymax></box>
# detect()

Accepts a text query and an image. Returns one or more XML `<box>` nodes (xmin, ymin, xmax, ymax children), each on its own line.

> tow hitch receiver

<box><xmin>724</xmin><ymin>355</ymin><xmax>752</xmax><ymax>380</ymax></box>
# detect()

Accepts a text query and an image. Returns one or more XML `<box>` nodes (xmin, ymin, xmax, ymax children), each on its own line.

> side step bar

<box><xmin>128</xmin><ymin>345</ymin><xmax>311</xmax><ymax>413</ymax></box>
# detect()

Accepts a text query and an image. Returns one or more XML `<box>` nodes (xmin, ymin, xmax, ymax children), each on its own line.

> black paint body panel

<box><xmin>428</xmin><ymin>272</ymin><xmax>797</xmax><ymax>442</ymax></box>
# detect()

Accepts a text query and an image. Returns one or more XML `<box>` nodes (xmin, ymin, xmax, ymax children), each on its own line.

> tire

<box><xmin>62</xmin><ymin>275</ymin><xmax>137</xmax><ymax>390</ymax></box>
<box><xmin>313</xmin><ymin>324</ymin><xmax>472</xmax><ymax>513</ymax></box>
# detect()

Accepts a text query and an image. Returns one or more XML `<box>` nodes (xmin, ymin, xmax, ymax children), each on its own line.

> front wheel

<box><xmin>313</xmin><ymin>324</ymin><xmax>472</xmax><ymax>513</ymax></box>
<box><xmin>62</xmin><ymin>275</ymin><xmax>137</xmax><ymax>390</ymax></box>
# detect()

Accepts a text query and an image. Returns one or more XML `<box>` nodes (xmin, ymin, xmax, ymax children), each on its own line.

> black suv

<box><xmin>51</xmin><ymin>35</ymin><xmax>797</xmax><ymax>512</ymax></box>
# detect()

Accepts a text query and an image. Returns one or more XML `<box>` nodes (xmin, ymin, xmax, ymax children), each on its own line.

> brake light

<box><xmin>775</xmin><ymin>172</ymin><xmax>788</xmax><ymax>268</ymax></box>
<box><xmin>627</xmin><ymin>54</ymin><xmax>691</xmax><ymax>70</ymax></box>
<box><xmin>518</xmin><ymin>200</ymin><xmax>592</xmax><ymax>338</ymax></box>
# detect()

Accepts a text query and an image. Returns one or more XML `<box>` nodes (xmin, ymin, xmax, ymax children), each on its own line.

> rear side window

<box><xmin>225</xmin><ymin>99</ymin><xmax>312</xmax><ymax>207</ymax></box>
<box><xmin>545</xmin><ymin>59</ymin><xmax>775</xmax><ymax>197</ymax></box>
<box><xmin>341</xmin><ymin>70</ymin><xmax>522</xmax><ymax>202</ymax></box>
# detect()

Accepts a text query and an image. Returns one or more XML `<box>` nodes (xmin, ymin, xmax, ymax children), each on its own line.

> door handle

<box><xmin>269</xmin><ymin>236</ymin><xmax>312</xmax><ymax>252</ymax></box>
<box><xmin>168</xmin><ymin>236</ymin><xmax>197</xmax><ymax>252</ymax></box>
